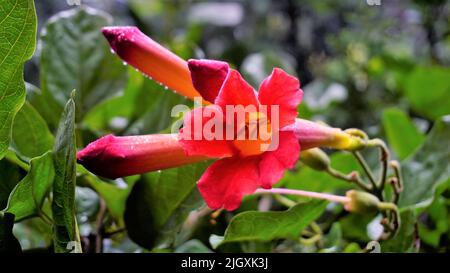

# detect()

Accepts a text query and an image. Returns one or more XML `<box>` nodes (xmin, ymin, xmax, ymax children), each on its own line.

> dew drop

<box><xmin>164</xmin><ymin>86</ymin><xmax>169</xmax><ymax>90</ymax></box>
<box><xmin>110</xmin><ymin>48</ymin><xmax>116</xmax><ymax>54</ymax></box>
<box><xmin>122</xmin><ymin>61</ymin><xmax>128</xmax><ymax>66</ymax></box>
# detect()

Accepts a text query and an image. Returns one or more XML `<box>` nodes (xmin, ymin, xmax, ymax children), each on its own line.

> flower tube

<box><xmin>77</xmin><ymin>134</ymin><xmax>207</xmax><ymax>179</ymax></box>
<box><xmin>102</xmin><ymin>26</ymin><xmax>200</xmax><ymax>99</ymax></box>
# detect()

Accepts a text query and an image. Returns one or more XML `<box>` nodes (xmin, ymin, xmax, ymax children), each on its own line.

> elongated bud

<box><xmin>102</xmin><ymin>26</ymin><xmax>200</xmax><ymax>99</ymax></box>
<box><xmin>299</xmin><ymin>148</ymin><xmax>330</xmax><ymax>171</ymax></box>
<box><xmin>285</xmin><ymin>119</ymin><xmax>367</xmax><ymax>150</ymax></box>
<box><xmin>77</xmin><ymin>134</ymin><xmax>207</xmax><ymax>179</ymax></box>
<box><xmin>344</xmin><ymin>190</ymin><xmax>380</xmax><ymax>214</ymax></box>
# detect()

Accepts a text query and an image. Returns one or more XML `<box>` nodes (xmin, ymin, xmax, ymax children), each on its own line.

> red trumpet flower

<box><xmin>179</xmin><ymin>59</ymin><xmax>303</xmax><ymax>210</ymax></box>
<box><xmin>77</xmin><ymin>26</ymin><xmax>367</xmax><ymax>211</ymax></box>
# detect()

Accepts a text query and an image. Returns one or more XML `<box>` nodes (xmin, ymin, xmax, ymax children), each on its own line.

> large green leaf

<box><xmin>4</xmin><ymin>152</ymin><xmax>54</xmax><ymax>222</ymax></box>
<box><xmin>404</xmin><ymin>66</ymin><xmax>450</xmax><ymax>119</ymax></box>
<box><xmin>40</xmin><ymin>6</ymin><xmax>127</xmax><ymax>121</ymax></box>
<box><xmin>11</xmin><ymin>102</ymin><xmax>54</xmax><ymax>160</ymax></box>
<box><xmin>82</xmin><ymin>68</ymin><xmax>145</xmax><ymax>133</ymax></box>
<box><xmin>25</xmin><ymin>82</ymin><xmax>61</xmax><ymax>131</ymax></box>
<box><xmin>51</xmin><ymin>93</ymin><xmax>80</xmax><ymax>253</ymax></box>
<box><xmin>399</xmin><ymin>116</ymin><xmax>450</xmax><ymax>209</ymax></box>
<box><xmin>220</xmin><ymin>200</ymin><xmax>327</xmax><ymax>245</ymax></box>
<box><xmin>124</xmin><ymin>162</ymin><xmax>209</xmax><ymax>250</ymax></box>
<box><xmin>382</xmin><ymin>107</ymin><xmax>425</xmax><ymax>160</ymax></box>
<box><xmin>0</xmin><ymin>0</ymin><xmax>36</xmax><ymax>159</ymax></box>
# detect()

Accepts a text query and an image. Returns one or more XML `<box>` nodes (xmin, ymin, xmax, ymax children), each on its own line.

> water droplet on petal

<box><xmin>110</xmin><ymin>48</ymin><xmax>116</xmax><ymax>54</ymax></box>
<box><xmin>122</xmin><ymin>61</ymin><xmax>128</xmax><ymax>66</ymax></box>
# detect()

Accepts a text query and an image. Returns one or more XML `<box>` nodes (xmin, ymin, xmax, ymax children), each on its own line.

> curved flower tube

<box><xmin>102</xmin><ymin>26</ymin><xmax>200</xmax><ymax>99</ymax></box>
<box><xmin>77</xmin><ymin>134</ymin><xmax>207</xmax><ymax>179</ymax></box>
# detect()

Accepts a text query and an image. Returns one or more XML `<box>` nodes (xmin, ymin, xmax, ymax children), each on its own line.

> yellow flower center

<box><xmin>233</xmin><ymin>111</ymin><xmax>272</xmax><ymax>156</ymax></box>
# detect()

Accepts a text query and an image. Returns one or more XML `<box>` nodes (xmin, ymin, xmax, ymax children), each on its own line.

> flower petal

<box><xmin>188</xmin><ymin>59</ymin><xmax>229</xmax><ymax>103</ymax></box>
<box><xmin>214</xmin><ymin>69</ymin><xmax>258</xmax><ymax>110</ymax></box>
<box><xmin>197</xmin><ymin>157</ymin><xmax>260</xmax><ymax>211</ymax></box>
<box><xmin>258</xmin><ymin>68</ymin><xmax>303</xmax><ymax>129</ymax></box>
<box><xmin>179</xmin><ymin>105</ymin><xmax>235</xmax><ymax>158</ymax></box>
<box><xmin>258</xmin><ymin>131</ymin><xmax>300</xmax><ymax>188</ymax></box>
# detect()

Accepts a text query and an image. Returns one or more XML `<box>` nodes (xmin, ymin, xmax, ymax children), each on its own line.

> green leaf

<box><xmin>0</xmin><ymin>213</ymin><xmax>21</xmax><ymax>253</ymax></box>
<box><xmin>339</xmin><ymin>213</ymin><xmax>373</xmax><ymax>242</ymax></box>
<box><xmin>40</xmin><ymin>6</ymin><xmax>127</xmax><ymax>121</ymax></box>
<box><xmin>11</xmin><ymin>102</ymin><xmax>54</xmax><ymax>160</ymax></box>
<box><xmin>404</xmin><ymin>66</ymin><xmax>450</xmax><ymax>119</ymax></box>
<box><xmin>381</xmin><ymin>209</ymin><xmax>417</xmax><ymax>252</ymax></box>
<box><xmin>4</xmin><ymin>152</ymin><xmax>54</xmax><ymax>222</ymax></box>
<box><xmin>124</xmin><ymin>162</ymin><xmax>209</xmax><ymax>250</ymax></box>
<box><xmin>399</xmin><ymin>116</ymin><xmax>450</xmax><ymax>209</ymax></box>
<box><xmin>124</xmin><ymin>79</ymin><xmax>189</xmax><ymax>135</ymax></box>
<box><xmin>51</xmin><ymin>93</ymin><xmax>80</xmax><ymax>253</ymax></box>
<box><xmin>25</xmin><ymin>82</ymin><xmax>61</xmax><ymax>131</ymax></box>
<box><xmin>82</xmin><ymin>68</ymin><xmax>144</xmax><ymax>133</ymax></box>
<box><xmin>418</xmin><ymin>196</ymin><xmax>449</xmax><ymax>247</ymax></box>
<box><xmin>0</xmin><ymin>0</ymin><xmax>37</xmax><ymax>159</ymax></box>
<box><xmin>84</xmin><ymin>174</ymin><xmax>132</xmax><ymax>227</ymax></box>
<box><xmin>382</xmin><ymin>107</ymin><xmax>425</xmax><ymax>160</ymax></box>
<box><xmin>220</xmin><ymin>200</ymin><xmax>327</xmax><ymax>245</ymax></box>
<box><xmin>322</xmin><ymin>223</ymin><xmax>342</xmax><ymax>251</ymax></box>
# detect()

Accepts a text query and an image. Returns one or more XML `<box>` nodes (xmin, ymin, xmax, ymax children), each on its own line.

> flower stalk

<box><xmin>254</xmin><ymin>188</ymin><xmax>351</xmax><ymax>204</ymax></box>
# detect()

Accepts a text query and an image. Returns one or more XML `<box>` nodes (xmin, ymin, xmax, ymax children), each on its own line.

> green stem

<box><xmin>368</xmin><ymin>139</ymin><xmax>389</xmax><ymax>190</ymax></box>
<box><xmin>326</xmin><ymin>167</ymin><xmax>371</xmax><ymax>191</ymax></box>
<box><xmin>273</xmin><ymin>194</ymin><xmax>296</xmax><ymax>208</ymax></box>
<box><xmin>5</xmin><ymin>151</ymin><xmax>30</xmax><ymax>172</ymax></box>
<box><xmin>352</xmin><ymin>151</ymin><xmax>378</xmax><ymax>190</ymax></box>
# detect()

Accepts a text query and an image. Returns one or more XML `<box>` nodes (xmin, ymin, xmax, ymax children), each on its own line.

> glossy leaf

<box><xmin>51</xmin><ymin>93</ymin><xmax>80</xmax><ymax>253</ymax></box>
<box><xmin>382</xmin><ymin>107</ymin><xmax>425</xmax><ymax>160</ymax></box>
<box><xmin>124</xmin><ymin>162</ymin><xmax>209</xmax><ymax>250</ymax></box>
<box><xmin>4</xmin><ymin>152</ymin><xmax>54</xmax><ymax>222</ymax></box>
<box><xmin>399</xmin><ymin>116</ymin><xmax>450</xmax><ymax>209</ymax></box>
<box><xmin>0</xmin><ymin>0</ymin><xmax>37</xmax><ymax>159</ymax></box>
<box><xmin>25</xmin><ymin>82</ymin><xmax>61</xmax><ymax>131</ymax></box>
<box><xmin>11</xmin><ymin>102</ymin><xmax>54</xmax><ymax>160</ymax></box>
<box><xmin>40</xmin><ymin>7</ymin><xmax>127</xmax><ymax>120</ymax></box>
<box><xmin>404</xmin><ymin>66</ymin><xmax>450</xmax><ymax>119</ymax></box>
<box><xmin>220</xmin><ymin>200</ymin><xmax>327</xmax><ymax>244</ymax></box>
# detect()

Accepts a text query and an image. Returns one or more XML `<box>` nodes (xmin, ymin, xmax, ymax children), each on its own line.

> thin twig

<box><xmin>352</xmin><ymin>151</ymin><xmax>378</xmax><ymax>190</ymax></box>
<box><xmin>95</xmin><ymin>198</ymin><xmax>107</xmax><ymax>253</ymax></box>
<box><xmin>326</xmin><ymin>167</ymin><xmax>371</xmax><ymax>191</ymax></box>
